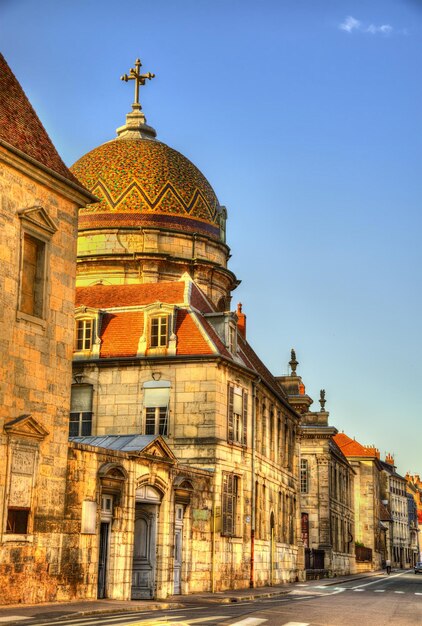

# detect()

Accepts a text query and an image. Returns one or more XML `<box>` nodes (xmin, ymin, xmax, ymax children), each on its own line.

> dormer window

<box><xmin>228</xmin><ymin>322</ymin><xmax>237</xmax><ymax>354</ymax></box>
<box><xmin>75</xmin><ymin>318</ymin><xmax>94</xmax><ymax>351</ymax></box>
<box><xmin>74</xmin><ymin>306</ymin><xmax>101</xmax><ymax>358</ymax></box>
<box><xmin>150</xmin><ymin>315</ymin><xmax>168</xmax><ymax>348</ymax></box>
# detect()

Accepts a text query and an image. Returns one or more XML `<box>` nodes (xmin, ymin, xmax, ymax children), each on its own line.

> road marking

<box><xmin>282</xmin><ymin>623</ymin><xmax>310</xmax><ymax>626</ymax></box>
<box><xmin>0</xmin><ymin>618</ymin><xmax>30</xmax><ymax>623</ymax></box>
<box><xmin>186</xmin><ymin>618</ymin><xmax>226</xmax><ymax>624</ymax></box>
<box><xmin>351</xmin><ymin>570</ymin><xmax>407</xmax><ymax>590</ymax></box>
<box><xmin>354</xmin><ymin>589</ymin><xmax>365</xmax><ymax>592</ymax></box>
<box><xmin>296</xmin><ymin>584</ymin><xmax>309</xmax><ymax>587</ymax></box>
<box><xmin>415</xmin><ymin>592</ymin><xmax>422</xmax><ymax>595</ymax></box>
<box><xmin>374</xmin><ymin>589</ymin><xmax>385</xmax><ymax>592</ymax></box>
<box><xmin>230</xmin><ymin>617</ymin><xmax>268</xmax><ymax>626</ymax></box>
<box><xmin>394</xmin><ymin>591</ymin><xmax>405</xmax><ymax>594</ymax></box>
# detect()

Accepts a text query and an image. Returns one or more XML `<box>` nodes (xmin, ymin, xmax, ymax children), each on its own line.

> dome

<box><xmin>71</xmin><ymin>138</ymin><xmax>224</xmax><ymax>241</ymax></box>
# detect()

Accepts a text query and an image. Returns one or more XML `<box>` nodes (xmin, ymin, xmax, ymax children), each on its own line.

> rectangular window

<box><xmin>150</xmin><ymin>316</ymin><xmax>168</xmax><ymax>347</ymax></box>
<box><xmin>144</xmin><ymin>383</ymin><xmax>170</xmax><ymax>436</ymax></box>
<box><xmin>75</xmin><ymin>319</ymin><xmax>94</xmax><ymax>350</ymax></box>
<box><xmin>6</xmin><ymin>507</ymin><xmax>29</xmax><ymax>534</ymax></box>
<box><xmin>20</xmin><ymin>233</ymin><xmax>45</xmax><ymax>317</ymax></box>
<box><xmin>70</xmin><ymin>384</ymin><xmax>93</xmax><ymax>437</ymax></box>
<box><xmin>228</xmin><ymin>384</ymin><xmax>247</xmax><ymax>445</ymax></box>
<box><xmin>145</xmin><ymin>406</ymin><xmax>168</xmax><ymax>436</ymax></box>
<box><xmin>300</xmin><ymin>458</ymin><xmax>309</xmax><ymax>493</ymax></box>
<box><xmin>228</xmin><ymin>323</ymin><xmax>237</xmax><ymax>354</ymax></box>
<box><xmin>222</xmin><ymin>472</ymin><xmax>239</xmax><ymax>536</ymax></box>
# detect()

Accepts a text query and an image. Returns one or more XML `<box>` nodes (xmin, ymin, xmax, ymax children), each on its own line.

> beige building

<box><xmin>0</xmin><ymin>54</ymin><xmax>95</xmax><ymax>604</ymax></box>
<box><xmin>67</xmin><ymin>60</ymin><xmax>304</xmax><ymax>598</ymax></box>
<box><xmin>334</xmin><ymin>433</ymin><xmax>383</xmax><ymax>571</ymax></box>
<box><xmin>277</xmin><ymin>356</ymin><xmax>355</xmax><ymax>578</ymax></box>
<box><xmin>381</xmin><ymin>455</ymin><xmax>411</xmax><ymax>569</ymax></box>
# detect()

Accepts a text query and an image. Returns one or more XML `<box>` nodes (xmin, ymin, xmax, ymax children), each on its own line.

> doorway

<box><xmin>132</xmin><ymin>485</ymin><xmax>162</xmax><ymax>599</ymax></box>
<box><xmin>173</xmin><ymin>504</ymin><xmax>184</xmax><ymax>594</ymax></box>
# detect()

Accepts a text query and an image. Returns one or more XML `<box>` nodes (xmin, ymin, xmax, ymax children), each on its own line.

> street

<box><xmin>7</xmin><ymin>570</ymin><xmax>422</xmax><ymax>626</ymax></box>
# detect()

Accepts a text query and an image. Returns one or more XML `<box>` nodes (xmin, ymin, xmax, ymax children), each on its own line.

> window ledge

<box><xmin>3</xmin><ymin>533</ymin><xmax>34</xmax><ymax>543</ymax></box>
<box><xmin>16</xmin><ymin>311</ymin><xmax>46</xmax><ymax>329</ymax></box>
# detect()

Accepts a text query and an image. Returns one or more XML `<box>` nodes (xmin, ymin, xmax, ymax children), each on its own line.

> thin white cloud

<box><xmin>339</xmin><ymin>16</ymin><xmax>397</xmax><ymax>36</ymax></box>
<box><xmin>366</xmin><ymin>24</ymin><xmax>393</xmax><ymax>35</ymax></box>
<box><xmin>339</xmin><ymin>16</ymin><xmax>361</xmax><ymax>33</ymax></box>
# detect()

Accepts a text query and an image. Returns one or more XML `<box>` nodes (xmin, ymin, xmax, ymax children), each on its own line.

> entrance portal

<box><xmin>132</xmin><ymin>485</ymin><xmax>162</xmax><ymax>599</ymax></box>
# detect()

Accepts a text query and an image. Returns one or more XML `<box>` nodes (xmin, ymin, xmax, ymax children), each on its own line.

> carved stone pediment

<box><xmin>4</xmin><ymin>414</ymin><xmax>49</xmax><ymax>441</ymax></box>
<box><xmin>18</xmin><ymin>206</ymin><xmax>58</xmax><ymax>235</ymax></box>
<box><xmin>140</xmin><ymin>436</ymin><xmax>176</xmax><ymax>463</ymax></box>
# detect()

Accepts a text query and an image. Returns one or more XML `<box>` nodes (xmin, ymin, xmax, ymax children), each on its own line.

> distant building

<box><xmin>333</xmin><ymin>433</ymin><xmax>383</xmax><ymax>571</ymax></box>
<box><xmin>278</xmin><ymin>359</ymin><xmax>355</xmax><ymax>577</ymax></box>
<box><xmin>381</xmin><ymin>454</ymin><xmax>411</xmax><ymax>569</ymax></box>
<box><xmin>405</xmin><ymin>473</ymin><xmax>421</xmax><ymax>565</ymax></box>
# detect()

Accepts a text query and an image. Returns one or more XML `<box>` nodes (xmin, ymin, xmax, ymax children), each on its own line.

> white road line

<box><xmin>296</xmin><ymin>584</ymin><xmax>309</xmax><ymax>587</ymax></box>
<box><xmin>415</xmin><ymin>592</ymin><xmax>422</xmax><ymax>595</ymax></box>
<box><xmin>0</xmin><ymin>618</ymin><xmax>30</xmax><ymax>623</ymax></box>
<box><xmin>351</xmin><ymin>571</ymin><xmax>407</xmax><ymax>589</ymax></box>
<box><xmin>374</xmin><ymin>589</ymin><xmax>385</xmax><ymax>592</ymax></box>
<box><xmin>282</xmin><ymin>622</ymin><xmax>310</xmax><ymax>626</ymax></box>
<box><xmin>394</xmin><ymin>591</ymin><xmax>405</xmax><ymax>594</ymax></box>
<box><xmin>186</xmin><ymin>618</ymin><xmax>227</xmax><ymax>624</ymax></box>
<box><xmin>230</xmin><ymin>617</ymin><xmax>268</xmax><ymax>626</ymax></box>
<box><xmin>354</xmin><ymin>589</ymin><xmax>365</xmax><ymax>592</ymax></box>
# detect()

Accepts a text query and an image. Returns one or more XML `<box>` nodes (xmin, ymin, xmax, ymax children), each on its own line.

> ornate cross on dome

<box><xmin>121</xmin><ymin>58</ymin><xmax>155</xmax><ymax>111</ymax></box>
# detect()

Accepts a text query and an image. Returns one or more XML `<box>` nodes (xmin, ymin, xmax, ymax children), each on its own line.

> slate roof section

<box><xmin>0</xmin><ymin>53</ymin><xmax>80</xmax><ymax>186</ymax></box>
<box><xmin>333</xmin><ymin>432</ymin><xmax>380</xmax><ymax>458</ymax></box>
<box><xmin>69</xmin><ymin>434</ymin><xmax>156</xmax><ymax>452</ymax></box>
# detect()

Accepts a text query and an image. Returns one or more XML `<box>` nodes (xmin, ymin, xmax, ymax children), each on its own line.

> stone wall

<box><xmin>0</xmin><ymin>150</ymin><xmax>88</xmax><ymax>604</ymax></box>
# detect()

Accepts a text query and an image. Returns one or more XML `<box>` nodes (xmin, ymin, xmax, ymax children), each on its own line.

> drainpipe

<box><xmin>250</xmin><ymin>376</ymin><xmax>260</xmax><ymax>588</ymax></box>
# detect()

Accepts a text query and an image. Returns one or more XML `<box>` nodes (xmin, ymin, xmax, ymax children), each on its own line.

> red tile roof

<box><xmin>175</xmin><ymin>310</ymin><xmax>214</xmax><ymax>355</ymax></box>
<box><xmin>76</xmin><ymin>283</ymin><xmax>186</xmax><ymax>309</ymax></box>
<box><xmin>75</xmin><ymin>279</ymin><xmax>293</xmax><ymax>407</ymax></box>
<box><xmin>334</xmin><ymin>432</ymin><xmax>380</xmax><ymax>458</ymax></box>
<box><xmin>0</xmin><ymin>54</ymin><xmax>80</xmax><ymax>185</ymax></box>
<box><xmin>190</xmin><ymin>282</ymin><xmax>214</xmax><ymax>313</ymax></box>
<box><xmin>101</xmin><ymin>312</ymin><xmax>144</xmax><ymax>357</ymax></box>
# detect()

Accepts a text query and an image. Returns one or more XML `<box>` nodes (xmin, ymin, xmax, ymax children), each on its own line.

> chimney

<box><xmin>385</xmin><ymin>453</ymin><xmax>395</xmax><ymax>466</ymax></box>
<box><xmin>237</xmin><ymin>303</ymin><xmax>246</xmax><ymax>339</ymax></box>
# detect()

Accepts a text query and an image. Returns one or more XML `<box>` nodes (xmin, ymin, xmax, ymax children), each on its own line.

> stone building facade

<box><xmin>334</xmin><ymin>433</ymin><xmax>383</xmax><ymax>571</ymax></box>
<box><xmin>277</xmin><ymin>357</ymin><xmax>355</xmax><ymax>577</ymax></box>
<box><xmin>66</xmin><ymin>60</ymin><xmax>304</xmax><ymax>598</ymax></box>
<box><xmin>406</xmin><ymin>473</ymin><xmax>422</xmax><ymax>561</ymax></box>
<box><xmin>380</xmin><ymin>455</ymin><xmax>411</xmax><ymax>569</ymax></box>
<box><xmin>0</xmin><ymin>54</ymin><xmax>95</xmax><ymax>604</ymax></box>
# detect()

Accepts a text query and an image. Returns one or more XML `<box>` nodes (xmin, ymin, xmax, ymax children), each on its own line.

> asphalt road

<box><xmin>7</xmin><ymin>571</ymin><xmax>422</xmax><ymax>626</ymax></box>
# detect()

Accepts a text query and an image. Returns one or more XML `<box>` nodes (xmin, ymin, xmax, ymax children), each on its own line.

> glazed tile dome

<box><xmin>71</xmin><ymin>138</ymin><xmax>224</xmax><ymax>240</ymax></box>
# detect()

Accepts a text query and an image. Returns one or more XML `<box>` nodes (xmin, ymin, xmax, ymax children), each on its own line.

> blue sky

<box><xmin>2</xmin><ymin>0</ymin><xmax>421</xmax><ymax>473</ymax></box>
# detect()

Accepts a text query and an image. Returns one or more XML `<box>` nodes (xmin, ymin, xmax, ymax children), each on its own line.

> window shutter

<box><xmin>227</xmin><ymin>385</ymin><xmax>234</xmax><ymax>442</ymax></box>
<box><xmin>242</xmin><ymin>391</ymin><xmax>248</xmax><ymax>446</ymax></box>
<box><xmin>222</xmin><ymin>473</ymin><xmax>234</xmax><ymax>536</ymax></box>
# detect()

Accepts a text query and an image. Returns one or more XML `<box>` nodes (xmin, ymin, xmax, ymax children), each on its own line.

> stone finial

<box><xmin>319</xmin><ymin>389</ymin><xmax>326</xmax><ymax>411</ymax></box>
<box><xmin>289</xmin><ymin>349</ymin><xmax>298</xmax><ymax>376</ymax></box>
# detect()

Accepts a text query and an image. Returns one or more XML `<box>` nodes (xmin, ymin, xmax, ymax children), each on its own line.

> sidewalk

<box><xmin>0</xmin><ymin>570</ymin><xmax>385</xmax><ymax>625</ymax></box>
